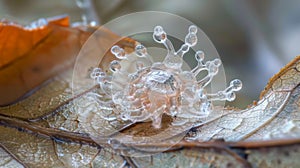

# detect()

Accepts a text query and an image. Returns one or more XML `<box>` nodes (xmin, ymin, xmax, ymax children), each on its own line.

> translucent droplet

<box><xmin>111</xmin><ymin>45</ymin><xmax>126</xmax><ymax>59</ymax></box>
<box><xmin>180</xmin><ymin>44</ymin><xmax>189</xmax><ymax>53</ymax></box>
<box><xmin>135</xmin><ymin>44</ymin><xmax>147</xmax><ymax>57</ymax></box>
<box><xmin>208</xmin><ymin>62</ymin><xmax>219</xmax><ymax>74</ymax></box>
<box><xmin>154</xmin><ymin>26</ymin><xmax>164</xmax><ymax>34</ymax></box>
<box><xmin>195</xmin><ymin>51</ymin><xmax>205</xmax><ymax>62</ymax></box>
<box><xmin>163</xmin><ymin>55</ymin><xmax>183</xmax><ymax>69</ymax></box>
<box><xmin>90</xmin><ymin>68</ymin><xmax>102</xmax><ymax>79</ymax></box>
<box><xmin>110</xmin><ymin>60</ymin><xmax>121</xmax><ymax>72</ymax></box>
<box><xmin>96</xmin><ymin>75</ymin><xmax>106</xmax><ymax>83</ymax></box>
<box><xmin>230</xmin><ymin>79</ymin><xmax>242</xmax><ymax>91</ymax></box>
<box><xmin>111</xmin><ymin>45</ymin><xmax>121</xmax><ymax>54</ymax></box>
<box><xmin>121</xmin><ymin>114</ymin><xmax>129</xmax><ymax>121</ymax></box>
<box><xmin>26</xmin><ymin>18</ymin><xmax>48</xmax><ymax>29</ymax></box>
<box><xmin>185</xmin><ymin>33</ymin><xmax>197</xmax><ymax>47</ymax></box>
<box><xmin>226</xmin><ymin>92</ymin><xmax>236</xmax><ymax>101</ymax></box>
<box><xmin>189</xmin><ymin>25</ymin><xmax>197</xmax><ymax>34</ymax></box>
<box><xmin>213</xmin><ymin>59</ymin><xmax>221</xmax><ymax>67</ymax></box>
<box><xmin>153</xmin><ymin>26</ymin><xmax>167</xmax><ymax>43</ymax></box>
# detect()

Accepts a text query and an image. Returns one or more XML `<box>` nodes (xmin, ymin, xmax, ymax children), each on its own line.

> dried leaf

<box><xmin>0</xmin><ymin>145</ymin><xmax>23</xmax><ymax>168</ymax></box>
<box><xmin>1</xmin><ymin>15</ymin><xmax>300</xmax><ymax>167</ymax></box>
<box><xmin>0</xmin><ymin>16</ymin><xmax>88</xmax><ymax>106</ymax></box>
<box><xmin>187</xmin><ymin>56</ymin><xmax>300</xmax><ymax>142</ymax></box>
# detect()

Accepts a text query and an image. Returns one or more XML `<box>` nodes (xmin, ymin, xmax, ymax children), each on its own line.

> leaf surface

<box><xmin>1</xmin><ymin>16</ymin><xmax>300</xmax><ymax>167</ymax></box>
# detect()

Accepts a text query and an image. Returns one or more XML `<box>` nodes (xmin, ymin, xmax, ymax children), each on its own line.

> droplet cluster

<box><xmin>91</xmin><ymin>25</ymin><xmax>242</xmax><ymax>128</ymax></box>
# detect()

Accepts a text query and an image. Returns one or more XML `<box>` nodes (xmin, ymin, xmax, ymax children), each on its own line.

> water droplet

<box><xmin>213</xmin><ymin>59</ymin><xmax>221</xmax><ymax>67</ymax></box>
<box><xmin>153</xmin><ymin>26</ymin><xmax>167</xmax><ymax>43</ymax></box>
<box><xmin>230</xmin><ymin>79</ymin><xmax>242</xmax><ymax>91</ymax></box>
<box><xmin>90</xmin><ymin>68</ymin><xmax>105</xmax><ymax>79</ymax></box>
<box><xmin>135</xmin><ymin>44</ymin><xmax>147</xmax><ymax>57</ymax></box>
<box><xmin>111</xmin><ymin>45</ymin><xmax>127</xmax><ymax>59</ymax></box>
<box><xmin>185</xmin><ymin>33</ymin><xmax>197</xmax><ymax>47</ymax></box>
<box><xmin>195</xmin><ymin>51</ymin><xmax>205</xmax><ymax>62</ymax></box>
<box><xmin>154</xmin><ymin>26</ymin><xmax>164</xmax><ymax>34</ymax></box>
<box><xmin>189</xmin><ymin>25</ymin><xmax>197</xmax><ymax>34</ymax></box>
<box><xmin>121</xmin><ymin>114</ymin><xmax>129</xmax><ymax>121</ymax></box>
<box><xmin>226</xmin><ymin>92</ymin><xmax>236</xmax><ymax>101</ymax></box>
<box><xmin>208</xmin><ymin>62</ymin><xmax>219</xmax><ymax>74</ymax></box>
<box><xmin>111</xmin><ymin>45</ymin><xmax>121</xmax><ymax>54</ymax></box>
<box><xmin>110</xmin><ymin>60</ymin><xmax>121</xmax><ymax>72</ymax></box>
<box><xmin>96</xmin><ymin>75</ymin><xmax>106</xmax><ymax>83</ymax></box>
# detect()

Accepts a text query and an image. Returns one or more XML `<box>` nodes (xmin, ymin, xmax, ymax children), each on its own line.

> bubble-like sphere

<box><xmin>110</xmin><ymin>60</ymin><xmax>121</xmax><ymax>72</ymax></box>
<box><xmin>189</xmin><ymin>25</ymin><xmax>197</xmax><ymax>34</ymax></box>
<box><xmin>135</xmin><ymin>44</ymin><xmax>147</xmax><ymax>57</ymax></box>
<box><xmin>90</xmin><ymin>68</ymin><xmax>102</xmax><ymax>79</ymax></box>
<box><xmin>208</xmin><ymin>62</ymin><xmax>219</xmax><ymax>74</ymax></box>
<box><xmin>230</xmin><ymin>79</ymin><xmax>243</xmax><ymax>91</ymax></box>
<box><xmin>111</xmin><ymin>45</ymin><xmax>121</xmax><ymax>55</ymax></box>
<box><xmin>213</xmin><ymin>59</ymin><xmax>222</xmax><ymax>67</ymax></box>
<box><xmin>153</xmin><ymin>26</ymin><xmax>167</xmax><ymax>43</ymax></box>
<box><xmin>226</xmin><ymin>92</ymin><xmax>236</xmax><ymax>101</ymax></box>
<box><xmin>154</xmin><ymin>26</ymin><xmax>163</xmax><ymax>33</ymax></box>
<box><xmin>185</xmin><ymin>33</ymin><xmax>197</xmax><ymax>47</ymax></box>
<box><xmin>111</xmin><ymin>45</ymin><xmax>126</xmax><ymax>59</ymax></box>
<box><xmin>195</xmin><ymin>51</ymin><xmax>205</xmax><ymax>61</ymax></box>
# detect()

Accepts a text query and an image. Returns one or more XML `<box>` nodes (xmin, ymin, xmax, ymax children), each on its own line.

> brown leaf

<box><xmin>1</xmin><ymin>15</ymin><xmax>300</xmax><ymax>167</ymax></box>
<box><xmin>186</xmin><ymin>56</ymin><xmax>300</xmax><ymax>142</ymax></box>
<box><xmin>0</xmin><ymin>16</ymin><xmax>88</xmax><ymax>106</ymax></box>
<box><xmin>130</xmin><ymin>142</ymin><xmax>300</xmax><ymax>168</ymax></box>
<box><xmin>0</xmin><ymin>145</ymin><xmax>23</xmax><ymax>167</ymax></box>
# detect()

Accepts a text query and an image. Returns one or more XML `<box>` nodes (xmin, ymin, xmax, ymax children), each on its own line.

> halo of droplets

<box><xmin>90</xmin><ymin>25</ymin><xmax>242</xmax><ymax>129</ymax></box>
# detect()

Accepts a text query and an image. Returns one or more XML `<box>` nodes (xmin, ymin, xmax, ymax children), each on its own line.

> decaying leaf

<box><xmin>0</xmin><ymin>15</ymin><xmax>135</xmax><ymax>107</ymax></box>
<box><xmin>1</xmin><ymin>15</ymin><xmax>300</xmax><ymax>167</ymax></box>
<box><xmin>0</xmin><ymin>16</ymin><xmax>85</xmax><ymax>106</ymax></box>
<box><xmin>0</xmin><ymin>145</ymin><xmax>23</xmax><ymax>167</ymax></box>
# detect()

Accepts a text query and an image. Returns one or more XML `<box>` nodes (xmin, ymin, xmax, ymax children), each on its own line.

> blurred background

<box><xmin>1</xmin><ymin>0</ymin><xmax>300</xmax><ymax>108</ymax></box>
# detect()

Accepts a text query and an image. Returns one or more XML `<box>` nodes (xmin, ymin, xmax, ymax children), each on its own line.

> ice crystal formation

<box><xmin>91</xmin><ymin>25</ymin><xmax>242</xmax><ymax>129</ymax></box>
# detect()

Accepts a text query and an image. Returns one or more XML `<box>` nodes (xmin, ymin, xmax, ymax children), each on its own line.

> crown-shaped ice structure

<box><xmin>91</xmin><ymin>25</ymin><xmax>242</xmax><ymax>129</ymax></box>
